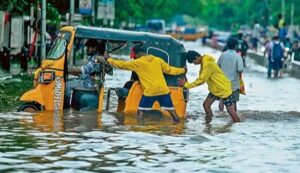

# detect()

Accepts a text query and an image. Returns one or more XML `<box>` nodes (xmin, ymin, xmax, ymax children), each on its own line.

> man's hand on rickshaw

<box><xmin>96</xmin><ymin>56</ymin><xmax>107</xmax><ymax>64</ymax></box>
<box><xmin>177</xmin><ymin>78</ymin><xmax>186</xmax><ymax>87</ymax></box>
<box><xmin>104</xmin><ymin>52</ymin><xmax>110</xmax><ymax>60</ymax></box>
<box><xmin>183</xmin><ymin>66</ymin><xmax>188</xmax><ymax>74</ymax></box>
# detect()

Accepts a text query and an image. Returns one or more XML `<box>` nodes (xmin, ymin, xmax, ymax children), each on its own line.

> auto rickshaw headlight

<box><xmin>38</xmin><ymin>71</ymin><xmax>55</xmax><ymax>84</ymax></box>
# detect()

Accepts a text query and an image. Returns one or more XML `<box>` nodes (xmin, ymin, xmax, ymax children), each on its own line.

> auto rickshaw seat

<box><xmin>115</xmin><ymin>88</ymin><xmax>129</xmax><ymax>98</ymax></box>
<box><xmin>115</xmin><ymin>80</ymin><xmax>136</xmax><ymax>99</ymax></box>
<box><xmin>71</xmin><ymin>88</ymin><xmax>99</xmax><ymax>110</ymax></box>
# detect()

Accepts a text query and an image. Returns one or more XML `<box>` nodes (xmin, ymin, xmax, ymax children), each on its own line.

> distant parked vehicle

<box><xmin>182</xmin><ymin>28</ymin><xmax>198</xmax><ymax>41</ymax></box>
<box><xmin>182</xmin><ymin>27</ymin><xmax>205</xmax><ymax>41</ymax></box>
<box><xmin>166</xmin><ymin>28</ymin><xmax>182</xmax><ymax>40</ymax></box>
<box><xmin>146</xmin><ymin>19</ymin><xmax>166</xmax><ymax>34</ymax></box>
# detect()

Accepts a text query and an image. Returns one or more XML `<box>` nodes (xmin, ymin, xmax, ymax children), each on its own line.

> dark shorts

<box><xmin>272</xmin><ymin>59</ymin><xmax>283</xmax><ymax>70</ymax></box>
<box><xmin>231</xmin><ymin>89</ymin><xmax>240</xmax><ymax>102</ymax></box>
<box><xmin>138</xmin><ymin>94</ymin><xmax>174</xmax><ymax>110</ymax></box>
<box><xmin>208</xmin><ymin>93</ymin><xmax>233</xmax><ymax>106</ymax></box>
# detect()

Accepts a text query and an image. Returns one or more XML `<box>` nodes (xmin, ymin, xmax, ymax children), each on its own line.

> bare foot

<box><xmin>205</xmin><ymin>116</ymin><xmax>212</xmax><ymax>124</ymax></box>
<box><xmin>171</xmin><ymin>115</ymin><xmax>180</xmax><ymax>123</ymax></box>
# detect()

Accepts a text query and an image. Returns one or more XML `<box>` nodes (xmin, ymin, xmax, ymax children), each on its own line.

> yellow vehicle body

<box><xmin>19</xmin><ymin>25</ymin><xmax>188</xmax><ymax>118</ymax></box>
<box><xmin>20</xmin><ymin>26</ymin><xmax>75</xmax><ymax>111</ymax></box>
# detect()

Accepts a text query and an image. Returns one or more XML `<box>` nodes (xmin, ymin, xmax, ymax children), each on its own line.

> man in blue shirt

<box><xmin>65</xmin><ymin>39</ymin><xmax>108</xmax><ymax>106</ymax></box>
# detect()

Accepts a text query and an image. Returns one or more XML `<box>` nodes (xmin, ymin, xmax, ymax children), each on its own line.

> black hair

<box><xmin>227</xmin><ymin>37</ymin><xmax>238</xmax><ymax>50</ymax></box>
<box><xmin>237</xmin><ymin>33</ymin><xmax>243</xmax><ymax>39</ymax></box>
<box><xmin>186</xmin><ymin>50</ymin><xmax>200</xmax><ymax>63</ymax></box>
<box><xmin>85</xmin><ymin>39</ymin><xmax>98</xmax><ymax>47</ymax></box>
<box><xmin>132</xmin><ymin>43</ymin><xmax>146</xmax><ymax>54</ymax></box>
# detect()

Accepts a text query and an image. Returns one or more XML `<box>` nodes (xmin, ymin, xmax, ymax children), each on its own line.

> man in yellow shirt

<box><xmin>178</xmin><ymin>50</ymin><xmax>240</xmax><ymax>123</ymax></box>
<box><xmin>104</xmin><ymin>44</ymin><xmax>186</xmax><ymax>122</ymax></box>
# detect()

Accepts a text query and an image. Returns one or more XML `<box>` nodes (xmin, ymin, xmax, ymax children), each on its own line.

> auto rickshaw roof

<box><xmin>75</xmin><ymin>25</ymin><xmax>182</xmax><ymax>46</ymax></box>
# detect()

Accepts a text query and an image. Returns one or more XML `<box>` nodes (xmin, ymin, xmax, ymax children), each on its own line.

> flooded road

<box><xmin>1</xmin><ymin>42</ymin><xmax>300</xmax><ymax>172</ymax></box>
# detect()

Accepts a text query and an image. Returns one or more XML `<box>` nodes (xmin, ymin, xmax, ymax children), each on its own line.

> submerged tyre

<box><xmin>18</xmin><ymin>103</ymin><xmax>40</xmax><ymax>112</ymax></box>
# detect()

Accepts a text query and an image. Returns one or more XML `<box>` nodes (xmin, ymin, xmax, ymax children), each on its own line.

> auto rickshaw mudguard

<box><xmin>98</xmin><ymin>86</ymin><xmax>105</xmax><ymax>112</ymax></box>
<box><xmin>20</xmin><ymin>84</ymin><xmax>45</xmax><ymax>106</ymax></box>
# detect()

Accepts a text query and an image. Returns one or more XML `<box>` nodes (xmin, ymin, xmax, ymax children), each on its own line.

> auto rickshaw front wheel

<box><xmin>18</xmin><ymin>102</ymin><xmax>41</xmax><ymax>112</ymax></box>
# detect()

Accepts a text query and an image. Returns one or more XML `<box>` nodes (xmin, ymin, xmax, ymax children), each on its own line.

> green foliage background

<box><xmin>0</xmin><ymin>0</ymin><xmax>299</xmax><ymax>29</ymax></box>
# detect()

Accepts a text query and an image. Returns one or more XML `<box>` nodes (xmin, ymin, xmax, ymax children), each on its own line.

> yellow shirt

<box><xmin>108</xmin><ymin>55</ymin><xmax>185</xmax><ymax>96</ymax></box>
<box><xmin>184</xmin><ymin>54</ymin><xmax>232</xmax><ymax>98</ymax></box>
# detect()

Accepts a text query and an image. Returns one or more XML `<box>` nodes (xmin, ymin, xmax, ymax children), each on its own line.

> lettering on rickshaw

<box><xmin>54</xmin><ymin>77</ymin><xmax>62</xmax><ymax>111</ymax></box>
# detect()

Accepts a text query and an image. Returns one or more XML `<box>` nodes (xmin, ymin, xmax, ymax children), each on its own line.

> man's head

<box><xmin>85</xmin><ymin>39</ymin><xmax>98</xmax><ymax>56</ymax></box>
<box><xmin>272</xmin><ymin>35</ymin><xmax>279</xmax><ymax>41</ymax></box>
<box><xmin>293</xmin><ymin>39</ymin><xmax>299</xmax><ymax>48</ymax></box>
<box><xmin>237</xmin><ymin>33</ymin><xmax>243</xmax><ymax>39</ymax></box>
<box><xmin>227</xmin><ymin>37</ymin><xmax>238</xmax><ymax>50</ymax></box>
<box><xmin>186</xmin><ymin>50</ymin><xmax>202</xmax><ymax>64</ymax></box>
<box><xmin>132</xmin><ymin>43</ymin><xmax>146</xmax><ymax>59</ymax></box>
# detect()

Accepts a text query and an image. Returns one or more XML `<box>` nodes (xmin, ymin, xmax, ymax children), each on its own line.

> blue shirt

<box><xmin>80</xmin><ymin>53</ymin><xmax>99</xmax><ymax>88</ymax></box>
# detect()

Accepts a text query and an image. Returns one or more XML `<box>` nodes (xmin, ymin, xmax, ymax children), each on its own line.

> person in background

<box><xmin>231</xmin><ymin>23</ymin><xmax>240</xmax><ymax>36</ymax></box>
<box><xmin>279</xmin><ymin>22</ymin><xmax>288</xmax><ymax>43</ymax></box>
<box><xmin>178</xmin><ymin>50</ymin><xmax>240</xmax><ymax>123</ymax></box>
<box><xmin>217</xmin><ymin>37</ymin><xmax>244</xmax><ymax>112</ymax></box>
<box><xmin>266</xmin><ymin>36</ymin><xmax>285</xmax><ymax>78</ymax></box>
<box><xmin>277</xmin><ymin>13</ymin><xmax>285</xmax><ymax>30</ymax></box>
<box><xmin>236</xmin><ymin>33</ymin><xmax>249</xmax><ymax>67</ymax></box>
<box><xmin>104</xmin><ymin>43</ymin><xmax>186</xmax><ymax>123</ymax></box>
<box><xmin>252</xmin><ymin>20</ymin><xmax>261</xmax><ymax>52</ymax></box>
<box><xmin>292</xmin><ymin>39</ymin><xmax>300</xmax><ymax>61</ymax></box>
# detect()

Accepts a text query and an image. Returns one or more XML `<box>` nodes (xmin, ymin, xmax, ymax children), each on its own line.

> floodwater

<box><xmin>1</xmin><ymin>42</ymin><xmax>300</xmax><ymax>173</ymax></box>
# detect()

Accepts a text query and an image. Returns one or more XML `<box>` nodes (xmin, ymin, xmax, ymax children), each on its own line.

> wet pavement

<box><xmin>0</xmin><ymin>42</ymin><xmax>300</xmax><ymax>172</ymax></box>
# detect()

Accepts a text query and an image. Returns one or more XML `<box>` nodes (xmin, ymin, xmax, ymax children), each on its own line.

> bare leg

<box><xmin>219</xmin><ymin>100</ymin><xmax>224</xmax><ymax>111</ymax></box>
<box><xmin>233</xmin><ymin>101</ymin><xmax>237</xmax><ymax>112</ymax></box>
<box><xmin>225</xmin><ymin>105</ymin><xmax>240</xmax><ymax>122</ymax></box>
<box><xmin>203</xmin><ymin>97</ymin><xmax>215</xmax><ymax>123</ymax></box>
<box><xmin>137</xmin><ymin>109</ymin><xmax>144</xmax><ymax>117</ymax></box>
<box><xmin>167</xmin><ymin>110</ymin><xmax>180</xmax><ymax>123</ymax></box>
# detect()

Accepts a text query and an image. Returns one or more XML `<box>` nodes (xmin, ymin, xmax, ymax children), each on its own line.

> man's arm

<box><xmin>237</xmin><ymin>56</ymin><xmax>244</xmax><ymax>73</ymax></box>
<box><xmin>107</xmin><ymin>58</ymin><xmax>137</xmax><ymax>71</ymax></box>
<box><xmin>160</xmin><ymin>59</ymin><xmax>186</xmax><ymax>75</ymax></box>
<box><xmin>68</xmin><ymin>67</ymin><xmax>82</xmax><ymax>76</ymax></box>
<box><xmin>184</xmin><ymin>63</ymin><xmax>211</xmax><ymax>89</ymax></box>
<box><xmin>217</xmin><ymin>54</ymin><xmax>223</xmax><ymax>67</ymax></box>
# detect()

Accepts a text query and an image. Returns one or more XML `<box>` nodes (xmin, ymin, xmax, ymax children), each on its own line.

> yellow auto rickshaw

<box><xmin>18</xmin><ymin>25</ymin><xmax>189</xmax><ymax>118</ymax></box>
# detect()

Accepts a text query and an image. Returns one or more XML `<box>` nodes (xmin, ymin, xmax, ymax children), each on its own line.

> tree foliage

<box><xmin>0</xmin><ymin>0</ymin><xmax>299</xmax><ymax>29</ymax></box>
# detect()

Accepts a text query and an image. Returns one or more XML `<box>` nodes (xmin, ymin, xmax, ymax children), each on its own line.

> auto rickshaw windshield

<box><xmin>46</xmin><ymin>32</ymin><xmax>71</xmax><ymax>60</ymax></box>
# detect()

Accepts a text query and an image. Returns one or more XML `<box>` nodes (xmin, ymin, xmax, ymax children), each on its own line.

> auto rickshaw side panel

<box><xmin>39</xmin><ymin>27</ymin><xmax>75</xmax><ymax>111</ymax></box>
<box><xmin>40</xmin><ymin>70</ymin><xmax>65</xmax><ymax>111</ymax></box>
<box><xmin>20</xmin><ymin>84</ymin><xmax>45</xmax><ymax>106</ymax></box>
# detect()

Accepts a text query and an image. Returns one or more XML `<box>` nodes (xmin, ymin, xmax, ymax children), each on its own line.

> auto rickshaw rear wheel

<box><xmin>18</xmin><ymin>102</ymin><xmax>41</xmax><ymax>112</ymax></box>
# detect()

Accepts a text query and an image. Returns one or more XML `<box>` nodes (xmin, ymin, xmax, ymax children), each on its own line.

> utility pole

<box><xmin>70</xmin><ymin>0</ymin><xmax>74</xmax><ymax>25</ymax></box>
<box><xmin>291</xmin><ymin>2</ymin><xmax>294</xmax><ymax>26</ymax></box>
<box><xmin>40</xmin><ymin>0</ymin><xmax>46</xmax><ymax>60</ymax></box>
<box><xmin>290</xmin><ymin>1</ymin><xmax>295</xmax><ymax>40</ymax></box>
<box><xmin>281</xmin><ymin>0</ymin><xmax>285</xmax><ymax>20</ymax></box>
<box><xmin>91</xmin><ymin>0</ymin><xmax>95</xmax><ymax>25</ymax></box>
<box><xmin>69</xmin><ymin>0</ymin><xmax>74</xmax><ymax>66</ymax></box>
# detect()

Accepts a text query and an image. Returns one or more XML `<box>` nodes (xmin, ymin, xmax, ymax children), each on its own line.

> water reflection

<box><xmin>19</xmin><ymin>110</ymin><xmax>186</xmax><ymax>135</ymax></box>
<box><xmin>203</xmin><ymin>122</ymin><xmax>233</xmax><ymax>135</ymax></box>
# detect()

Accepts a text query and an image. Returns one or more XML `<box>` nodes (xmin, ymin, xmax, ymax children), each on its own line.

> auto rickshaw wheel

<box><xmin>18</xmin><ymin>103</ymin><xmax>41</xmax><ymax>112</ymax></box>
